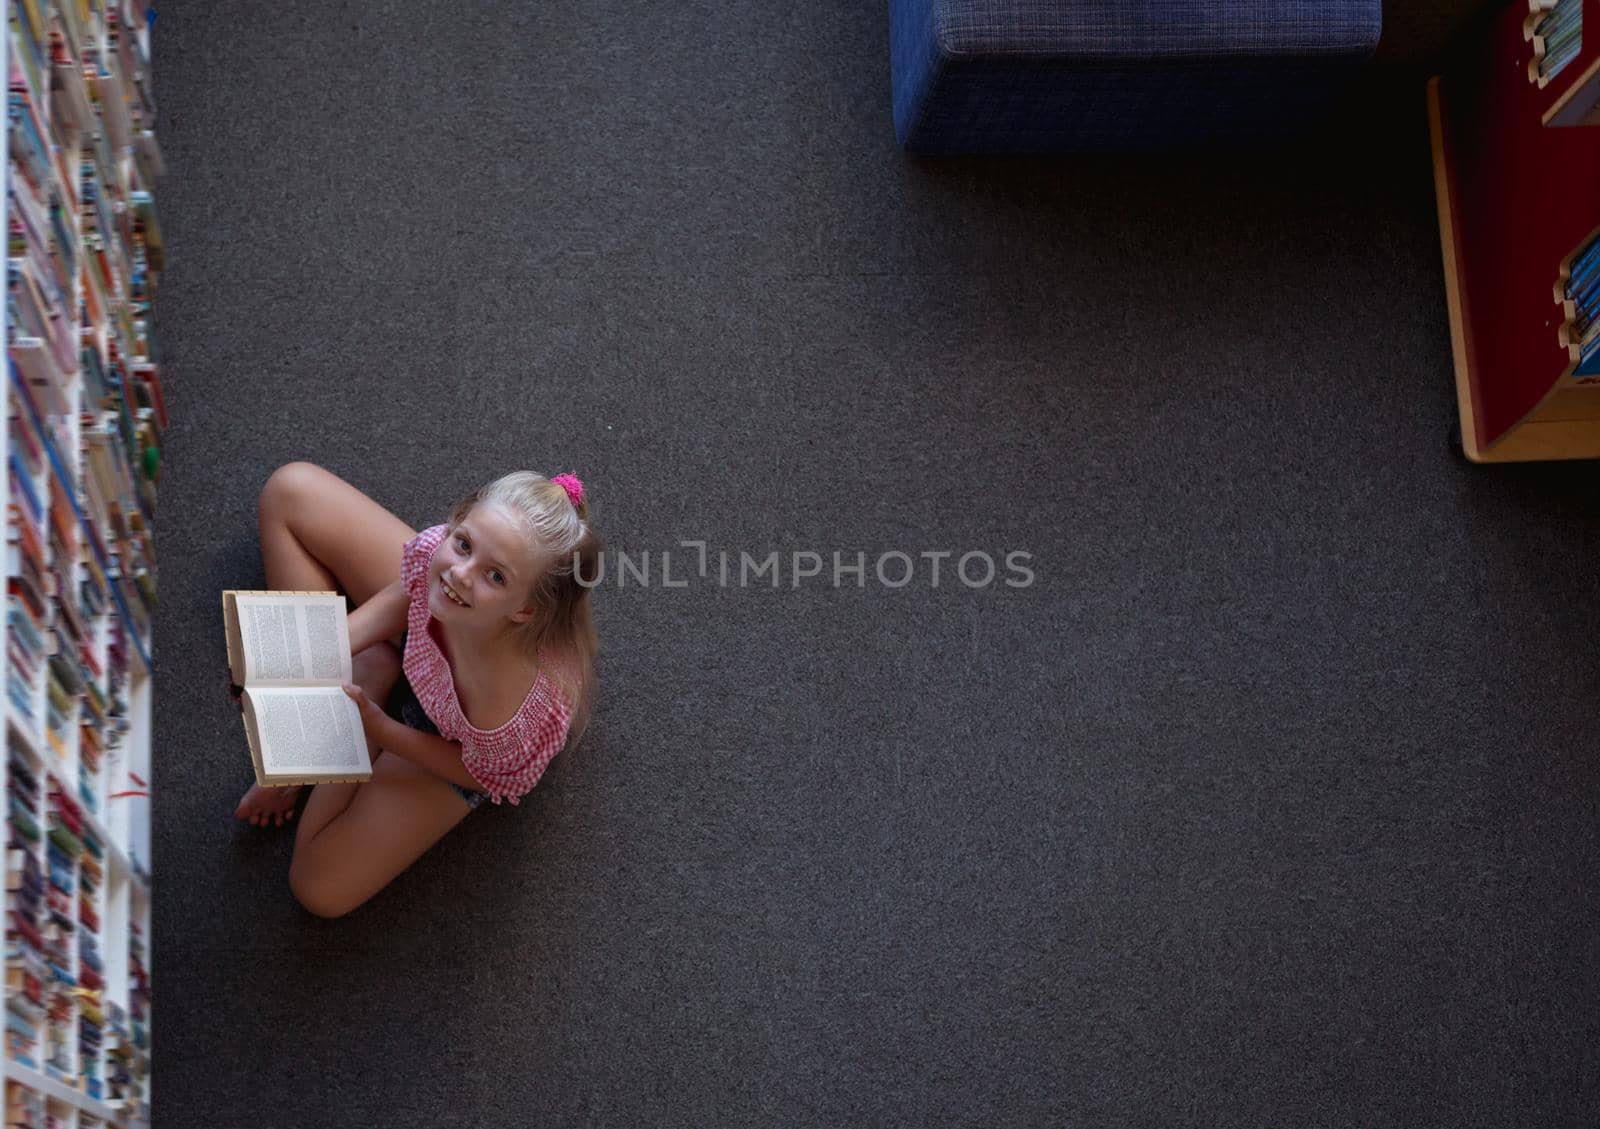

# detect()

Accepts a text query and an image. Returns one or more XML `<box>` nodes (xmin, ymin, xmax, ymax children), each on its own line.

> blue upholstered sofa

<box><xmin>889</xmin><ymin>2</ymin><xmax>1385</xmax><ymax>153</ymax></box>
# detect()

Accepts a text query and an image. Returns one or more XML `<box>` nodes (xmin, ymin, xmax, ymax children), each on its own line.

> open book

<box><xmin>222</xmin><ymin>590</ymin><xmax>374</xmax><ymax>787</ymax></box>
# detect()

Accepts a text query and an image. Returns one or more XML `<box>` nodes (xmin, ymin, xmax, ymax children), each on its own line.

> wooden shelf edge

<box><xmin>1458</xmin><ymin>418</ymin><xmax>1600</xmax><ymax>461</ymax></box>
<box><xmin>1427</xmin><ymin>77</ymin><xmax>1489</xmax><ymax>460</ymax></box>
<box><xmin>1543</xmin><ymin>52</ymin><xmax>1600</xmax><ymax>125</ymax></box>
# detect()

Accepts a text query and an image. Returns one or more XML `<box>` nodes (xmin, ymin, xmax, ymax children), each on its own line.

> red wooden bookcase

<box><xmin>1429</xmin><ymin>0</ymin><xmax>1600</xmax><ymax>462</ymax></box>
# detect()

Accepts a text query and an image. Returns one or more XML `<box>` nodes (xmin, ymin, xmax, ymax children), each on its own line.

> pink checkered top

<box><xmin>399</xmin><ymin>523</ymin><xmax>572</xmax><ymax>806</ymax></box>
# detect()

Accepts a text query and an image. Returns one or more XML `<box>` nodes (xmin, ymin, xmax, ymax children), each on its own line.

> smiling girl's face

<box><xmin>428</xmin><ymin>503</ymin><xmax>543</xmax><ymax>625</ymax></box>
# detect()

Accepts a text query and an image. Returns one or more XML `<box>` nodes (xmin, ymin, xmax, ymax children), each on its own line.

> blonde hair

<box><xmin>446</xmin><ymin>471</ymin><xmax>602</xmax><ymax>754</ymax></box>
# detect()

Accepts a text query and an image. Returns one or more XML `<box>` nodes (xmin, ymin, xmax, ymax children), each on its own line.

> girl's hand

<box><xmin>342</xmin><ymin>683</ymin><xmax>389</xmax><ymax>744</ymax></box>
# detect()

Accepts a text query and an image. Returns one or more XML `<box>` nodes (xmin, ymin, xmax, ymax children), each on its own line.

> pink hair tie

<box><xmin>550</xmin><ymin>473</ymin><xmax>585</xmax><ymax>508</ymax></box>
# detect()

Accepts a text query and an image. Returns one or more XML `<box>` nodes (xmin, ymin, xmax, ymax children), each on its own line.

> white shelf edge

<box><xmin>3</xmin><ymin>1058</ymin><xmax>138</xmax><ymax>1124</ymax></box>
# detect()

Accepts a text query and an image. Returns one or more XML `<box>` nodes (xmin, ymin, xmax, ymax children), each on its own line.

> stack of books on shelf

<box><xmin>101</xmin><ymin>998</ymin><xmax>132</xmax><ymax>1116</ymax></box>
<box><xmin>41</xmin><ymin>787</ymin><xmax>76</xmax><ymax>1087</ymax></box>
<box><xmin>5</xmin><ymin>412</ymin><xmax>43</xmax><ymax>726</ymax></box>
<box><xmin>125</xmin><ymin>918</ymin><xmax>144</xmax><ymax>1117</ymax></box>
<box><xmin>1562</xmin><ymin>231</ymin><xmax>1600</xmax><ymax>380</ymax></box>
<box><xmin>74</xmin><ymin>827</ymin><xmax>99</xmax><ymax>1100</ymax></box>
<box><xmin>4</xmin><ymin>754</ymin><xmax>41</xmax><ymax>1071</ymax></box>
<box><xmin>5</xmin><ymin>1080</ymin><xmax>33</xmax><ymax>1124</ymax></box>
<box><xmin>2</xmin><ymin>0</ymin><xmax>162</xmax><ymax>1115</ymax></box>
<box><xmin>6</xmin><ymin>1088</ymin><xmax>87</xmax><ymax>1128</ymax></box>
<box><xmin>1530</xmin><ymin>0</ymin><xmax>1584</xmax><ymax>84</ymax></box>
<box><xmin>42</xmin><ymin>639</ymin><xmax>76</xmax><ymax>765</ymax></box>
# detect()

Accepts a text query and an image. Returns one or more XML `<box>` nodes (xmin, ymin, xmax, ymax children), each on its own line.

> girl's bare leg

<box><xmin>256</xmin><ymin>460</ymin><xmax>419</xmax><ymax>607</ymax></box>
<box><xmin>234</xmin><ymin>461</ymin><xmax>420</xmax><ymax>826</ymax></box>
<box><xmin>288</xmin><ymin>747</ymin><xmax>473</xmax><ymax>918</ymax></box>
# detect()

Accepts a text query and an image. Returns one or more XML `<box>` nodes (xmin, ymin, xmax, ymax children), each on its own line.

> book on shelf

<box><xmin>222</xmin><ymin>589</ymin><xmax>373</xmax><ymax>787</ymax></box>
<box><xmin>1559</xmin><ymin>228</ymin><xmax>1600</xmax><ymax>377</ymax></box>
<box><xmin>1529</xmin><ymin>0</ymin><xmax>1585</xmax><ymax>82</ymax></box>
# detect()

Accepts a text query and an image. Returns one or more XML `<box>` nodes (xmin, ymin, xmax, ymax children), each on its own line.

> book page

<box><xmin>249</xmin><ymin>686</ymin><xmax>372</xmax><ymax>777</ymax></box>
<box><xmin>234</xmin><ymin>593</ymin><xmax>353</xmax><ymax>687</ymax></box>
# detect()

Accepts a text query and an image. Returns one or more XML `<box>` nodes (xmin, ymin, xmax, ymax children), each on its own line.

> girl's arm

<box><xmin>348</xmin><ymin>579</ymin><xmax>410</xmax><ymax>656</ymax></box>
<box><xmin>376</xmin><ymin>717</ymin><xmax>484</xmax><ymax>795</ymax></box>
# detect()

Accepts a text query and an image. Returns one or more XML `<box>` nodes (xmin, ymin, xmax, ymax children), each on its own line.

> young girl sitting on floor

<box><xmin>232</xmin><ymin>461</ymin><xmax>601</xmax><ymax>918</ymax></box>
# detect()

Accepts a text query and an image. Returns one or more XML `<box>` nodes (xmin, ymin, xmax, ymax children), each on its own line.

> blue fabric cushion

<box><xmin>889</xmin><ymin>1</ymin><xmax>1383</xmax><ymax>153</ymax></box>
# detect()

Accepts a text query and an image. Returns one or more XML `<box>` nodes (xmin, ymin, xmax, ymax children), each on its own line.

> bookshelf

<box><xmin>3</xmin><ymin>1</ymin><xmax>162</xmax><ymax>1127</ymax></box>
<box><xmin>1428</xmin><ymin>0</ymin><xmax>1600</xmax><ymax>462</ymax></box>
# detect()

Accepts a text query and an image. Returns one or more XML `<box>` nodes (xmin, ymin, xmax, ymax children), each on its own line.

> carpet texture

<box><xmin>149</xmin><ymin>2</ymin><xmax>1600</xmax><ymax>1125</ymax></box>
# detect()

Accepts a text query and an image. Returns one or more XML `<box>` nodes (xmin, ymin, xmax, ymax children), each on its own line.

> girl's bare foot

<box><xmin>234</xmin><ymin>783</ymin><xmax>303</xmax><ymax>827</ymax></box>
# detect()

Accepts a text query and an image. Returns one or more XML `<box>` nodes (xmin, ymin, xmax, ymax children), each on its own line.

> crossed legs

<box><xmin>240</xmin><ymin>461</ymin><xmax>474</xmax><ymax>918</ymax></box>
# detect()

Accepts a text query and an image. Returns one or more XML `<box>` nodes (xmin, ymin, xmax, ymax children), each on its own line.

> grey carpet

<box><xmin>151</xmin><ymin>3</ymin><xmax>1600</xmax><ymax>1126</ymax></box>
